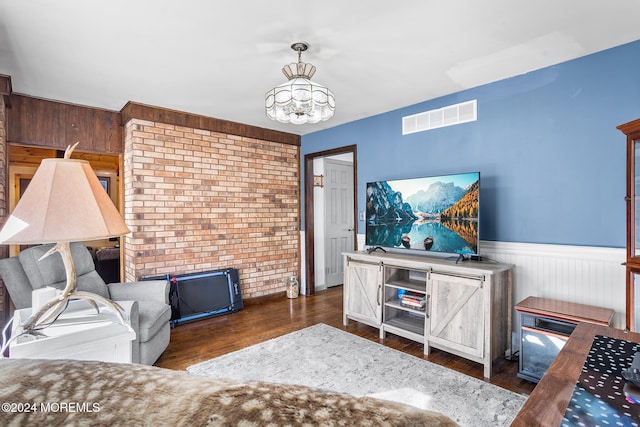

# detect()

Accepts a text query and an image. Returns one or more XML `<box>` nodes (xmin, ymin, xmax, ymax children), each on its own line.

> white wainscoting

<box><xmin>300</xmin><ymin>231</ymin><xmax>307</xmax><ymax>295</ymax></box>
<box><xmin>479</xmin><ymin>241</ymin><xmax>627</xmax><ymax>330</ymax></box>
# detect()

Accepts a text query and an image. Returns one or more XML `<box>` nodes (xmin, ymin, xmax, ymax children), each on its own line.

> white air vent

<box><xmin>402</xmin><ymin>100</ymin><xmax>477</xmax><ymax>135</ymax></box>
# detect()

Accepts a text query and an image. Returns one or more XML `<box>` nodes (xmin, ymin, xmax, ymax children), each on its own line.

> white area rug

<box><xmin>187</xmin><ymin>323</ymin><xmax>526</xmax><ymax>426</ymax></box>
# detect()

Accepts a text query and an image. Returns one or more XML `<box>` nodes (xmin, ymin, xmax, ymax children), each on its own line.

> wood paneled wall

<box><xmin>9</xmin><ymin>145</ymin><xmax>120</xmax><ymax>171</ymax></box>
<box><xmin>120</xmin><ymin>102</ymin><xmax>300</xmax><ymax>147</ymax></box>
<box><xmin>6</xmin><ymin>97</ymin><xmax>300</xmax><ymax>153</ymax></box>
<box><xmin>7</xmin><ymin>95</ymin><xmax>122</xmax><ymax>154</ymax></box>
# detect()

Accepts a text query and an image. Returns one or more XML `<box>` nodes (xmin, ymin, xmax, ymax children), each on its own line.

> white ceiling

<box><xmin>2</xmin><ymin>1</ymin><xmax>640</xmax><ymax>136</ymax></box>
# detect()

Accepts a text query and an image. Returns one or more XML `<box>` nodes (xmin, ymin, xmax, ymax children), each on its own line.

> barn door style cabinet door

<box><xmin>342</xmin><ymin>256</ymin><xmax>382</xmax><ymax>329</ymax></box>
<box><xmin>342</xmin><ymin>251</ymin><xmax>513</xmax><ymax>378</ymax></box>
<box><xmin>427</xmin><ymin>272</ymin><xmax>485</xmax><ymax>359</ymax></box>
<box><xmin>618</xmin><ymin>118</ymin><xmax>640</xmax><ymax>331</ymax></box>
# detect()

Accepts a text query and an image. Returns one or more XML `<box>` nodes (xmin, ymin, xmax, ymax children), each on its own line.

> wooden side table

<box><xmin>9</xmin><ymin>300</ymin><xmax>135</xmax><ymax>363</ymax></box>
<box><xmin>515</xmin><ymin>296</ymin><xmax>615</xmax><ymax>325</ymax></box>
<box><xmin>515</xmin><ymin>296</ymin><xmax>614</xmax><ymax>382</ymax></box>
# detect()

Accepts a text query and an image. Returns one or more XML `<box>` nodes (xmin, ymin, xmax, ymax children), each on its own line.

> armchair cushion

<box><xmin>18</xmin><ymin>243</ymin><xmax>110</xmax><ymax>299</ymax></box>
<box><xmin>107</xmin><ymin>280</ymin><xmax>169</xmax><ymax>305</ymax></box>
<box><xmin>0</xmin><ymin>256</ymin><xmax>32</xmax><ymax>309</ymax></box>
<box><xmin>138</xmin><ymin>301</ymin><xmax>171</xmax><ymax>342</ymax></box>
<box><xmin>116</xmin><ymin>300</ymin><xmax>140</xmax><ymax>363</ymax></box>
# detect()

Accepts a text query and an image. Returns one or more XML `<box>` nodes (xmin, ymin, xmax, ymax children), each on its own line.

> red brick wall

<box><xmin>122</xmin><ymin>118</ymin><xmax>300</xmax><ymax>299</ymax></box>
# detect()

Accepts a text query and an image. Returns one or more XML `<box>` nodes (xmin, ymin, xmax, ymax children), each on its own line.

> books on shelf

<box><xmin>399</xmin><ymin>291</ymin><xmax>425</xmax><ymax>311</ymax></box>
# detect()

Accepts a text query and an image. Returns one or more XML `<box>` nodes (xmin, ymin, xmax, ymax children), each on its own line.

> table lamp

<box><xmin>0</xmin><ymin>143</ymin><xmax>130</xmax><ymax>334</ymax></box>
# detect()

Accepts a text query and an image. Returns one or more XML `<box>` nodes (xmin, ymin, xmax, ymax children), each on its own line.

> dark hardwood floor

<box><xmin>155</xmin><ymin>285</ymin><xmax>535</xmax><ymax>396</ymax></box>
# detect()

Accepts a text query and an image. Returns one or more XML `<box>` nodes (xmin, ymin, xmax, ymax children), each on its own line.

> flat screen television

<box><xmin>365</xmin><ymin>172</ymin><xmax>479</xmax><ymax>256</ymax></box>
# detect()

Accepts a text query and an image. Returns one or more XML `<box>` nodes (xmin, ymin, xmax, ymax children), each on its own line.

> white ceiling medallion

<box><xmin>265</xmin><ymin>42</ymin><xmax>335</xmax><ymax>125</ymax></box>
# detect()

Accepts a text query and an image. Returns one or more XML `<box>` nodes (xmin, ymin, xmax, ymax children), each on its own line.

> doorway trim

<box><xmin>304</xmin><ymin>144</ymin><xmax>357</xmax><ymax>295</ymax></box>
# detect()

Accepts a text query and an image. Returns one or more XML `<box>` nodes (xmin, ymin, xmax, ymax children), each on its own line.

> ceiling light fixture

<box><xmin>265</xmin><ymin>42</ymin><xmax>335</xmax><ymax>125</ymax></box>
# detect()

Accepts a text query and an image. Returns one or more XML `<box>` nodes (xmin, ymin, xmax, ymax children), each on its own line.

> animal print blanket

<box><xmin>0</xmin><ymin>358</ymin><xmax>457</xmax><ymax>426</ymax></box>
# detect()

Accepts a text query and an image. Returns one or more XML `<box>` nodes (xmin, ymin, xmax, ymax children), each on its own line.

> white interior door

<box><xmin>324</xmin><ymin>159</ymin><xmax>354</xmax><ymax>287</ymax></box>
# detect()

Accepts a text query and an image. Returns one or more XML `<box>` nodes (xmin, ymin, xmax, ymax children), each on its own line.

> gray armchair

<box><xmin>0</xmin><ymin>242</ymin><xmax>171</xmax><ymax>365</ymax></box>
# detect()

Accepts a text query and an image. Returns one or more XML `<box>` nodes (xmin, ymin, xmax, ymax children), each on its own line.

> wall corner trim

<box><xmin>0</xmin><ymin>74</ymin><xmax>12</xmax><ymax>108</ymax></box>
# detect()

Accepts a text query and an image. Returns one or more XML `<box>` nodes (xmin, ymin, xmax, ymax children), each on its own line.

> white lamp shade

<box><xmin>0</xmin><ymin>157</ymin><xmax>130</xmax><ymax>244</ymax></box>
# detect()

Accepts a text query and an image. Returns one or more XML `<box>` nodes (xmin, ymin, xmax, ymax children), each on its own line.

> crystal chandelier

<box><xmin>265</xmin><ymin>42</ymin><xmax>335</xmax><ymax>125</ymax></box>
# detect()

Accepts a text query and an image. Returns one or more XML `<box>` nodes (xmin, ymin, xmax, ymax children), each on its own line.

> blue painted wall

<box><xmin>301</xmin><ymin>39</ymin><xmax>640</xmax><ymax>248</ymax></box>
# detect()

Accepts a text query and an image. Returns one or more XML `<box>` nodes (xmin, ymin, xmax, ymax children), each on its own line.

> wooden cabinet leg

<box><xmin>484</xmin><ymin>360</ymin><xmax>492</xmax><ymax>380</ymax></box>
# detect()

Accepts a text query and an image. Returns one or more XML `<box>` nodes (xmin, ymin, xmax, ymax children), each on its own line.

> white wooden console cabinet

<box><xmin>10</xmin><ymin>301</ymin><xmax>135</xmax><ymax>363</ymax></box>
<box><xmin>343</xmin><ymin>250</ymin><xmax>513</xmax><ymax>379</ymax></box>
